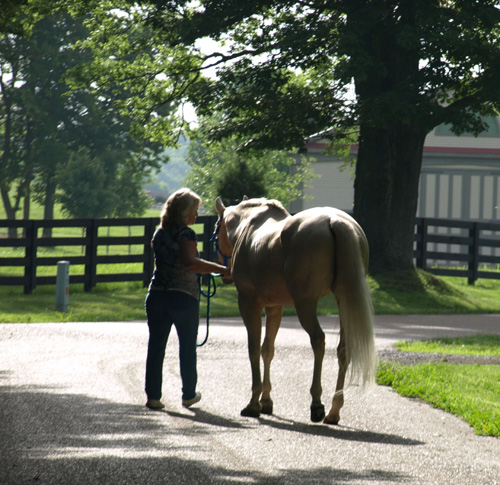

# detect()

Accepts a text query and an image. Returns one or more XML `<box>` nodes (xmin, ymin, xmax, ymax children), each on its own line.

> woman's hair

<box><xmin>160</xmin><ymin>188</ymin><xmax>202</xmax><ymax>228</ymax></box>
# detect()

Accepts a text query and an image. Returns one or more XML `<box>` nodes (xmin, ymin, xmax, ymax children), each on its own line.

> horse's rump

<box><xmin>280</xmin><ymin>210</ymin><xmax>336</xmax><ymax>300</ymax></box>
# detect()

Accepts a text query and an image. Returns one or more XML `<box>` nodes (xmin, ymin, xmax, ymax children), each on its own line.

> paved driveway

<box><xmin>0</xmin><ymin>314</ymin><xmax>499</xmax><ymax>484</ymax></box>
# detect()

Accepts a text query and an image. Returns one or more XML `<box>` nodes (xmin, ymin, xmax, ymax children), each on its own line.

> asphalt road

<box><xmin>1</xmin><ymin>314</ymin><xmax>499</xmax><ymax>485</ymax></box>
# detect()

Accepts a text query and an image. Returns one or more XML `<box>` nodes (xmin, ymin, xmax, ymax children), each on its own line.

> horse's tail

<box><xmin>330</xmin><ymin>217</ymin><xmax>377</xmax><ymax>386</ymax></box>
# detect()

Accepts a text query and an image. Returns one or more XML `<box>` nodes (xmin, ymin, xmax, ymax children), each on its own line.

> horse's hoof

<box><xmin>323</xmin><ymin>415</ymin><xmax>340</xmax><ymax>426</ymax></box>
<box><xmin>241</xmin><ymin>406</ymin><xmax>261</xmax><ymax>418</ymax></box>
<box><xmin>310</xmin><ymin>404</ymin><xmax>325</xmax><ymax>423</ymax></box>
<box><xmin>260</xmin><ymin>399</ymin><xmax>273</xmax><ymax>415</ymax></box>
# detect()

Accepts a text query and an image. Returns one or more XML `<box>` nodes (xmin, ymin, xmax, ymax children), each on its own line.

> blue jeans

<box><xmin>145</xmin><ymin>290</ymin><xmax>200</xmax><ymax>401</ymax></box>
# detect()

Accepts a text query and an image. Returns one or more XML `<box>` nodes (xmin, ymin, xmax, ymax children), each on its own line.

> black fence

<box><xmin>0</xmin><ymin>216</ymin><xmax>218</xmax><ymax>294</ymax></box>
<box><xmin>0</xmin><ymin>215</ymin><xmax>499</xmax><ymax>293</ymax></box>
<box><xmin>414</xmin><ymin>217</ymin><xmax>500</xmax><ymax>284</ymax></box>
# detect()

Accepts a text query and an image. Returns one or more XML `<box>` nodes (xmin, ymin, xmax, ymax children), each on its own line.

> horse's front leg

<box><xmin>260</xmin><ymin>305</ymin><xmax>283</xmax><ymax>415</ymax></box>
<box><xmin>239</xmin><ymin>295</ymin><xmax>264</xmax><ymax>418</ymax></box>
<box><xmin>324</xmin><ymin>325</ymin><xmax>347</xmax><ymax>425</ymax></box>
<box><xmin>295</xmin><ymin>300</ymin><xmax>326</xmax><ymax>423</ymax></box>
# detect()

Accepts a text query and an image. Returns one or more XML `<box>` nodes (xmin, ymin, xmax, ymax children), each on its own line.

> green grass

<box><xmin>378</xmin><ymin>334</ymin><xmax>500</xmax><ymax>436</ymax></box>
<box><xmin>395</xmin><ymin>335</ymin><xmax>500</xmax><ymax>357</ymax></box>
<box><xmin>0</xmin><ymin>198</ymin><xmax>160</xmax><ymax>221</ymax></box>
<box><xmin>377</xmin><ymin>361</ymin><xmax>500</xmax><ymax>436</ymax></box>
<box><xmin>368</xmin><ymin>269</ymin><xmax>500</xmax><ymax>314</ymax></box>
<box><xmin>0</xmin><ymin>279</ymin><xmax>240</xmax><ymax>323</ymax></box>
<box><xmin>0</xmin><ymin>268</ymin><xmax>500</xmax><ymax>323</ymax></box>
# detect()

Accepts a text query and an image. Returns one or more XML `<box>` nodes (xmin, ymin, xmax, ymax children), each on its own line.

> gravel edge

<box><xmin>378</xmin><ymin>348</ymin><xmax>500</xmax><ymax>366</ymax></box>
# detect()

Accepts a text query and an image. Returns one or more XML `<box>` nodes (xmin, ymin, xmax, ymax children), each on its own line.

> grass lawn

<box><xmin>394</xmin><ymin>334</ymin><xmax>500</xmax><ymax>357</ymax></box>
<box><xmin>378</xmin><ymin>335</ymin><xmax>500</xmax><ymax>437</ymax></box>
<box><xmin>1</xmin><ymin>267</ymin><xmax>499</xmax><ymax>323</ymax></box>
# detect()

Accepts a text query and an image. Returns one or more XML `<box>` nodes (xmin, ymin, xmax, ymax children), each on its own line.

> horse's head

<box><xmin>213</xmin><ymin>197</ymin><xmax>234</xmax><ymax>284</ymax></box>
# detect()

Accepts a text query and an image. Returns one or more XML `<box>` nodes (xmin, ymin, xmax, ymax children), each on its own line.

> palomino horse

<box><xmin>214</xmin><ymin>196</ymin><xmax>376</xmax><ymax>424</ymax></box>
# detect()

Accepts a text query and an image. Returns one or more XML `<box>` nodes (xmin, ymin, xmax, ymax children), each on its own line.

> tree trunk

<box><xmin>23</xmin><ymin>180</ymin><xmax>30</xmax><ymax>220</ymax></box>
<box><xmin>0</xmin><ymin>78</ymin><xmax>18</xmax><ymax>238</ymax></box>
<box><xmin>353</xmin><ymin>122</ymin><xmax>427</xmax><ymax>274</ymax></box>
<box><xmin>42</xmin><ymin>176</ymin><xmax>57</xmax><ymax>238</ymax></box>
<box><xmin>0</xmin><ymin>184</ymin><xmax>18</xmax><ymax>239</ymax></box>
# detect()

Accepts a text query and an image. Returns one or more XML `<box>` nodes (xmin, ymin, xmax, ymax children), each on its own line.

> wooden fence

<box><xmin>0</xmin><ymin>215</ymin><xmax>498</xmax><ymax>293</ymax></box>
<box><xmin>0</xmin><ymin>216</ymin><xmax>218</xmax><ymax>294</ymax></box>
<box><xmin>414</xmin><ymin>217</ymin><xmax>500</xmax><ymax>284</ymax></box>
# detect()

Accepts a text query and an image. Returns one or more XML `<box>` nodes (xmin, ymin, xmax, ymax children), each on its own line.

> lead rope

<box><xmin>196</xmin><ymin>217</ymin><xmax>230</xmax><ymax>346</ymax></box>
<box><xmin>197</xmin><ymin>272</ymin><xmax>217</xmax><ymax>347</ymax></box>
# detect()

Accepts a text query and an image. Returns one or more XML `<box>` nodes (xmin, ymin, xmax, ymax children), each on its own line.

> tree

<box><xmin>0</xmin><ymin>10</ymin><xmax>165</xmax><ymax>231</ymax></box>
<box><xmin>65</xmin><ymin>1</ymin><xmax>500</xmax><ymax>273</ymax></box>
<box><xmin>0</xmin><ymin>1</ymin><xmax>62</xmax><ymax>234</ymax></box>
<box><xmin>56</xmin><ymin>147</ymin><xmax>152</xmax><ymax>219</ymax></box>
<box><xmin>186</xmin><ymin>116</ymin><xmax>313</xmax><ymax>208</ymax></box>
<box><xmin>0</xmin><ymin>30</ymin><xmax>24</xmax><ymax>229</ymax></box>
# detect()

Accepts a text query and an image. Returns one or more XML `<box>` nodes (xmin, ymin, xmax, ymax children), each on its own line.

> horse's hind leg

<box><xmin>324</xmin><ymin>325</ymin><xmax>347</xmax><ymax>425</ymax></box>
<box><xmin>295</xmin><ymin>300</ymin><xmax>326</xmax><ymax>423</ymax></box>
<box><xmin>260</xmin><ymin>305</ymin><xmax>282</xmax><ymax>415</ymax></box>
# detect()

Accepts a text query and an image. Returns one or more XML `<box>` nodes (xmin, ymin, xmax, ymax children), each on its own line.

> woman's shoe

<box><xmin>146</xmin><ymin>399</ymin><xmax>165</xmax><ymax>410</ymax></box>
<box><xmin>182</xmin><ymin>392</ymin><xmax>201</xmax><ymax>408</ymax></box>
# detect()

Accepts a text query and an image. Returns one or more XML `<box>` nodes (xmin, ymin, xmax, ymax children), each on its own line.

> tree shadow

<box><xmin>370</xmin><ymin>269</ymin><xmax>464</xmax><ymax>313</ymax></box>
<box><xmin>0</xmin><ymin>384</ymin><xmax>415</xmax><ymax>484</ymax></box>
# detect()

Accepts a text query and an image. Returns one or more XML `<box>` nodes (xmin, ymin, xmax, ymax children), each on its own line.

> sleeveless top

<box><xmin>148</xmin><ymin>225</ymin><xmax>199</xmax><ymax>300</ymax></box>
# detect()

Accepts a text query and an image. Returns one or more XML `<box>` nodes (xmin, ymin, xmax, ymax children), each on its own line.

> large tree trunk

<box><xmin>353</xmin><ymin>122</ymin><xmax>427</xmax><ymax>274</ymax></box>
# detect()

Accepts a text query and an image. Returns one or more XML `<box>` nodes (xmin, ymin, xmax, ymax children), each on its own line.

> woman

<box><xmin>145</xmin><ymin>188</ymin><xmax>230</xmax><ymax>410</ymax></box>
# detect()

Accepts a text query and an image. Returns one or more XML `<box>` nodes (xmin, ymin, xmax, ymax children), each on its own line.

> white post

<box><xmin>56</xmin><ymin>260</ymin><xmax>70</xmax><ymax>312</ymax></box>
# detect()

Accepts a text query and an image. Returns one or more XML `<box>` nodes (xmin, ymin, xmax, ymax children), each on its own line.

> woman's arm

<box><xmin>180</xmin><ymin>240</ymin><xmax>231</xmax><ymax>277</ymax></box>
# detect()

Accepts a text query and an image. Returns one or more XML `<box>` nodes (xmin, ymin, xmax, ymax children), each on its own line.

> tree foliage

<box><xmin>34</xmin><ymin>0</ymin><xmax>500</xmax><ymax>271</ymax></box>
<box><xmin>143</xmin><ymin>0</ymin><xmax>500</xmax><ymax>272</ymax></box>
<box><xmin>0</xmin><ymin>8</ymin><xmax>165</xmax><ymax>225</ymax></box>
<box><xmin>186</xmin><ymin>116</ymin><xmax>314</xmax><ymax>209</ymax></box>
<box><xmin>64</xmin><ymin>0</ymin><xmax>202</xmax><ymax>147</ymax></box>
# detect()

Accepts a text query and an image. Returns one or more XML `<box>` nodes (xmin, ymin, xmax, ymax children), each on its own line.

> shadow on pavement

<box><xmin>0</xmin><ymin>384</ymin><xmax>414</xmax><ymax>484</ymax></box>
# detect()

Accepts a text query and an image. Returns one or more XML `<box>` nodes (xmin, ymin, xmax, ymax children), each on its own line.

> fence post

<box><xmin>414</xmin><ymin>218</ymin><xmax>428</xmax><ymax>270</ymax></box>
<box><xmin>84</xmin><ymin>219</ymin><xmax>98</xmax><ymax>292</ymax></box>
<box><xmin>143</xmin><ymin>218</ymin><xmax>156</xmax><ymax>288</ymax></box>
<box><xmin>468</xmin><ymin>222</ymin><xmax>480</xmax><ymax>285</ymax></box>
<box><xmin>23</xmin><ymin>221</ymin><xmax>37</xmax><ymax>295</ymax></box>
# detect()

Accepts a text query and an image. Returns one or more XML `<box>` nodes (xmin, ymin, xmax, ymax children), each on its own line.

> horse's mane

<box><xmin>237</xmin><ymin>198</ymin><xmax>290</xmax><ymax>217</ymax></box>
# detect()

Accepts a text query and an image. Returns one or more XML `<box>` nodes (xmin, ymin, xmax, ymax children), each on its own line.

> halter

<box><xmin>211</xmin><ymin>217</ymin><xmax>232</xmax><ymax>267</ymax></box>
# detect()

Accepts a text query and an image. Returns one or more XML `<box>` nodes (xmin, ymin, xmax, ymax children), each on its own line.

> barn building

<box><xmin>290</xmin><ymin>116</ymin><xmax>500</xmax><ymax>267</ymax></box>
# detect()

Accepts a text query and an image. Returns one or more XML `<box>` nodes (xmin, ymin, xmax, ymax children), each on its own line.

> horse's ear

<box><xmin>242</xmin><ymin>195</ymin><xmax>249</xmax><ymax>201</ymax></box>
<box><xmin>215</xmin><ymin>196</ymin><xmax>225</xmax><ymax>215</ymax></box>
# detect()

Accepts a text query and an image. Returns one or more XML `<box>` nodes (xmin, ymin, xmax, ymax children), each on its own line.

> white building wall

<box><xmin>294</xmin><ymin>119</ymin><xmax>500</xmax><ymax>224</ymax></box>
<box><xmin>292</xmin><ymin>119</ymin><xmax>500</xmax><ymax>265</ymax></box>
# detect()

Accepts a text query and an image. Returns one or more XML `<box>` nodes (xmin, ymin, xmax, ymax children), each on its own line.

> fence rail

<box><xmin>0</xmin><ymin>215</ymin><xmax>498</xmax><ymax>293</ymax></box>
<box><xmin>414</xmin><ymin>217</ymin><xmax>500</xmax><ymax>284</ymax></box>
<box><xmin>0</xmin><ymin>216</ymin><xmax>218</xmax><ymax>294</ymax></box>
